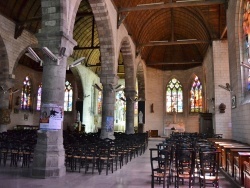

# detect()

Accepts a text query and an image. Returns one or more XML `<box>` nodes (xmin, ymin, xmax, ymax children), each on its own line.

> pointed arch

<box><xmin>120</xmin><ymin>37</ymin><xmax>135</xmax><ymax>90</ymax></box>
<box><xmin>89</xmin><ymin>0</ymin><xmax>116</xmax><ymax>74</ymax></box>
<box><xmin>0</xmin><ymin>35</ymin><xmax>9</xmax><ymax>79</ymax></box>
<box><xmin>137</xmin><ymin>61</ymin><xmax>146</xmax><ymax>100</ymax></box>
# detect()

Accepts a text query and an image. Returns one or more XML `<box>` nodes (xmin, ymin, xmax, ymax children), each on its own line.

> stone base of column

<box><xmin>31</xmin><ymin>130</ymin><xmax>66</xmax><ymax>178</ymax></box>
<box><xmin>32</xmin><ymin>166</ymin><xmax>66</xmax><ymax>178</ymax></box>
<box><xmin>100</xmin><ymin>129</ymin><xmax>115</xmax><ymax>139</ymax></box>
<box><xmin>138</xmin><ymin>123</ymin><xmax>144</xmax><ymax>133</ymax></box>
<box><xmin>0</xmin><ymin>124</ymin><xmax>7</xmax><ymax>133</ymax></box>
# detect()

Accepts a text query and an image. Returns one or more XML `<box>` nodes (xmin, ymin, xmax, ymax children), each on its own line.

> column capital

<box><xmin>124</xmin><ymin>89</ymin><xmax>137</xmax><ymax>98</ymax></box>
<box><xmin>99</xmin><ymin>74</ymin><xmax>119</xmax><ymax>86</ymax></box>
<box><xmin>36</xmin><ymin>31</ymin><xmax>77</xmax><ymax>57</ymax></box>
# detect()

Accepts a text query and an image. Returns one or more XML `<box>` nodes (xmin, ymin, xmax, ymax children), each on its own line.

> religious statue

<box><xmin>172</xmin><ymin>108</ymin><xmax>177</xmax><ymax>124</ymax></box>
<box><xmin>77</xmin><ymin>111</ymin><xmax>80</xmax><ymax>122</ymax></box>
<box><xmin>139</xmin><ymin>111</ymin><xmax>143</xmax><ymax>124</ymax></box>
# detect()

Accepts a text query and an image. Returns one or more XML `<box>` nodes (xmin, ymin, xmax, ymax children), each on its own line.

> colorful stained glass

<box><xmin>166</xmin><ymin>78</ymin><xmax>183</xmax><ymax>113</ymax></box>
<box><xmin>98</xmin><ymin>91</ymin><xmax>102</xmax><ymax>114</ymax></box>
<box><xmin>21</xmin><ymin>76</ymin><xmax>32</xmax><ymax>110</ymax></box>
<box><xmin>36</xmin><ymin>84</ymin><xmax>42</xmax><ymax>110</ymax></box>
<box><xmin>64</xmin><ymin>81</ymin><xmax>73</xmax><ymax>111</ymax></box>
<box><xmin>190</xmin><ymin>76</ymin><xmax>203</xmax><ymax>112</ymax></box>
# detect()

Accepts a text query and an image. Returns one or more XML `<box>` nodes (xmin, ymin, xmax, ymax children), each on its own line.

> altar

<box><xmin>164</xmin><ymin>108</ymin><xmax>185</xmax><ymax>137</ymax></box>
<box><xmin>164</xmin><ymin>125</ymin><xmax>185</xmax><ymax>137</ymax></box>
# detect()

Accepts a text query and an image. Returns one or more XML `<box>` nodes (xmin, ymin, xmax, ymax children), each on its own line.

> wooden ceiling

<box><xmin>0</xmin><ymin>0</ymin><xmax>227</xmax><ymax>73</ymax></box>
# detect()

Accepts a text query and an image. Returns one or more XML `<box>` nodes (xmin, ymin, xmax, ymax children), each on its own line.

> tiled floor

<box><xmin>0</xmin><ymin>139</ymin><xmax>237</xmax><ymax>188</ymax></box>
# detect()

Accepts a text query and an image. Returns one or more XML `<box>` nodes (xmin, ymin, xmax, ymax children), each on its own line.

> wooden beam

<box><xmin>220</xmin><ymin>26</ymin><xmax>227</xmax><ymax>39</ymax></box>
<box><xmin>139</xmin><ymin>40</ymin><xmax>209</xmax><ymax>47</ymax></box>
<box><xmin>19</xmin><ymin>12</ymin><xmax>93</xmax><ymax>24</ymax></box>
<box><xmin>118</xmin><ymin>0</ymin><xmax>226</xmax><ymax>13</ymax></box>
<box><xmin>74</xmin><ymin>46</ymin><xmax>100</xmax><ymax>50</ymax></box>
<box><xmin>147</xmin><ymin>61</ymin><xmax>202</xmax><ymax>65</ymax></box>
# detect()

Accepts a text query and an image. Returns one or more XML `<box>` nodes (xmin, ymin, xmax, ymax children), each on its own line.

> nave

<box><xmin>0</xmin><ymin>139</ymin><xmax>235</xmax><ymax>188</ymax></box>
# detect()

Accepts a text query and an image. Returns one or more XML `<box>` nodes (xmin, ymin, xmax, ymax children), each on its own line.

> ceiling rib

<box><xmin>139</xmin><ymin>40</ymin><xmax>209</xmax><ymax>47</ymax></box>
<box><xmin>118</xmin><ymin>0</ymin><xmax>226</xmax><ymax>12</ymax></box>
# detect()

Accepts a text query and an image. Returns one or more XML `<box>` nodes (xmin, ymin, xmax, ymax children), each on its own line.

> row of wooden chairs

<box><xmin>64</xmin><ymin>132</ymin><xmax>148</xmax><ymax>175</ymax></box>
<box><xmin>150</xmin><ymin>134</ymin><xmax>220</xmax><ymax>188</ymax></box>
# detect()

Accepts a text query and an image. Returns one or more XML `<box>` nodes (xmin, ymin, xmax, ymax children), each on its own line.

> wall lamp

<box><xmin>109</xmin><ymin>84</ymin><xmax>125</xmax><ymax>92</ymax></box>
<box><xmin>241</xmin><ymin>62</ymin><xmax>250</xmax><ymax>69</ymax></box>
<box><xmin>93</xmin><ymin>84</ymin><xmax>102</xmax><ymax>91</ymax></box>
<box><xmin>67</xmin><ymin>57</ymin><xmax>85</xmax><ymax>70</ymax></box>
<box><xmin>130</xmin><ymin>96</ymin><xmax>141</xmax><ymax>103</ymax></box>
<box><xmin>26</xmin><ymin>47</ymin><xmax>43</xmax><ymax>66</ymax></box>
<box><xmin>218</xmin><ymin>83</ymin><xmax>232</xmax><ymax>92</ymax></box>
<box><xmin>42</xmin><ymin>47</ymin><xmax>59</xmax><ymax>64</ymax></box>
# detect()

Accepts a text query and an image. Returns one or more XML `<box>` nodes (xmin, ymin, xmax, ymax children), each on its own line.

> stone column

<box><xmin>31</xmin><ymin>32</ymin><xmax>76</xmax><ymax>178</ymax></box>
<box><xmin>124</xmin><ymin>89</ymin><xmax>136</xmax><ymax>134</ymax></box>
<box><xmin>0</xmin><ymin>77</ymin><xmax>14</xmax><ymax>132</ymax></box>
<box><xmin>100</xmin><ymin>74</ymin><xmax>118</xmax><ymax>139</ymax></box>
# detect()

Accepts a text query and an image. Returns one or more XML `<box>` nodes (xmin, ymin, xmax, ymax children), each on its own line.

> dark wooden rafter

<box><xmin>14</xmin><ymin>23</ymin><xmax>25</xmax><ymax>39</ymax></box>
<box><xmin>18</xmin><ymin>12</ymin><xmax>93</xmax><ymax>24</ymax></box>
<box><xmin>147</xmin><ymin>61</ymin><xmax>202</xmax><ymax>65</ymax></box>
<box><xmin>170</xmin><ymin>8</ymin><xmax>174</xmax><ymax>42</ymax></box>
<box><xmin>118</xmin><ymin>0</ymin><xmax>226</xmax><ymax>13</ymax></box>
<box><xmin>91</xmin><ymin>16</ymin><xmax>95</xmax><ymax>47</ymax></box>
<box><xmin>74</xmin><ymin>46</ymin><xmax>100</xmax><ymax>50</ymax></box>
<box><xmin>117</xmin><ymin>12</ymin><xmax>129</xmax><ymax>28</ymax></box>
<box><xmin>220</xmin><ymin>26</ymin><xmax>227</xmax><ymax>39</ymax></box>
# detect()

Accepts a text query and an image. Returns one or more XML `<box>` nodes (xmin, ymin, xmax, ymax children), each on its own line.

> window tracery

<box><xmin>166</xmin><ymin>78</ymin><xmax>183</xmax><ymax>113</ymax></box>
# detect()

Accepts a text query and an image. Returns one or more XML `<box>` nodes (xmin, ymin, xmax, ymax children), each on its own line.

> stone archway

<box><xmin>137</xmin><ymin>61</ymin><xmax>146</xmax><ymax>101</ymax></box>
<box><xmin>120</xmin><ymin>37</ymin><xmax>136</xmax><ymax>134</ymax></box>
<box><xmin>89</xmin><ymin>0</ymin><xmax>116</xmax><ymax>138</ymax></box>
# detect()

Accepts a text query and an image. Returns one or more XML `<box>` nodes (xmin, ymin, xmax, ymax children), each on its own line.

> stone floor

<box><xmin>0</xmin><ymin>139</ymin><xmax>238</xmax><ymax>188</ymax></box>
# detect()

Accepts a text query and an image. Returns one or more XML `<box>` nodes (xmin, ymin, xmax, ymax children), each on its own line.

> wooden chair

<box><xmin>175</xmin><ymin>148</ymin><xmax>196</xmax><ymax>188</ymax></box>
<box><xmin>150</xmin><ymin>148</ymin><xmax>171</xmax><ymax>188</ymax></box>
<box><xmin>243</xmin><ymin>160</ymin><xmax>250</xmax><ymax>188</ymax></box>
<box><xmin>97</xmin><ymin>142</ymin><xmax>113</xmax><ymax>175</ymax></box>
<box><xmin>199</xmin><ymin>150</ymin><xmax>220</xmax><ymax>188</ymax></box>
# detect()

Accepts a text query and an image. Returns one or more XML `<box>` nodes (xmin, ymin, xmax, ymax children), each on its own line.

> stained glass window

<box><xmin>243</xmin><ymin>1</ymin><xmax>250</xmax><ymax>93</ymax></box>
<box><xmin>36</xmin><ymin>83</ymin><xmax>42</xmax><ymax>110</ymax></box>
<box><xmin>21</xmin><ymin>76</ymin><xmax>32</xmax><ymax>110</ymax></box>
<box><xmin>64</xmin><ymin>81</ymin><xmax>73</xmax><ymax>111</ymax></box>
<box><xmin>190</xmin><ymin>76</ymin><xmax>202</xmax><ymax>113</ymax></box>
<box><xmin>97</xmin><ymin>91</ymin><xmax>102</xmax><ymax>114</ymax></box>
<box><xmin>166</xmin><ymin>78</ymin><xmax>183</xmax><ymax>113</ymax></box>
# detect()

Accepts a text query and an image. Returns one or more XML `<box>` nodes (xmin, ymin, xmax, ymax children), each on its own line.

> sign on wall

<box><xmin>106</xmin><ymin>116</ymin><xmax>114</xmax><ymax>132</ymax></box>
<box><xmin>39</xmin><ymin>103</ymin><xmax>63</xmax><ymax>130</ymax></box>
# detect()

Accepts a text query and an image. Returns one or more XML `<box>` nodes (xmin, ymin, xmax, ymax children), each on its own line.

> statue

<box><xmin>77</xmin><ymin>111</ymin><xmax>80</xmax><ymax>122</ymax></box>
<box><xmin>172</xmin><ymin>108</ymin><xmax>177</xmax><ymax>124</ymax></box>
<box><xmin>139</xmin><ymin>111</ymin><xmax>143</xmax><ymax>124</ymax></box>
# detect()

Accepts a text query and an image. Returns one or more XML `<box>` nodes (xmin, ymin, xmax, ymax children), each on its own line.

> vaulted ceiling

<box><xmin>0</xmin><ymin>0</ymin><xmax>227</xmax><ymax>73</ymax></box>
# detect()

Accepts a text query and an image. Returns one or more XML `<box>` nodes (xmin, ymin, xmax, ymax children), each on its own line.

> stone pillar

<box><xmin>100</xmin><ymin>74</ymin><xmax>118</xmax><ymax>139</ymax></box>
<box><xmin>0</xmin><ymin>77</ymin><xmax>14</xmax><ymax>132</ymax></box>
<box><xmin>31</xmin><ymin>32</ymin><xmax>76</xmax><ymax>178</ymax></box>
<box><xmin>124</xmin><ymin>89</ymin><xmax>136</xmax><ymax>134</ymax></box>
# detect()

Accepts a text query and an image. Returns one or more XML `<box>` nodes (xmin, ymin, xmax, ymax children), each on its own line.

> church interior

<box><xmin>0</xmin><ymin>0</ymin><xmax>250</xmax><ymax>187</ymax></box>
